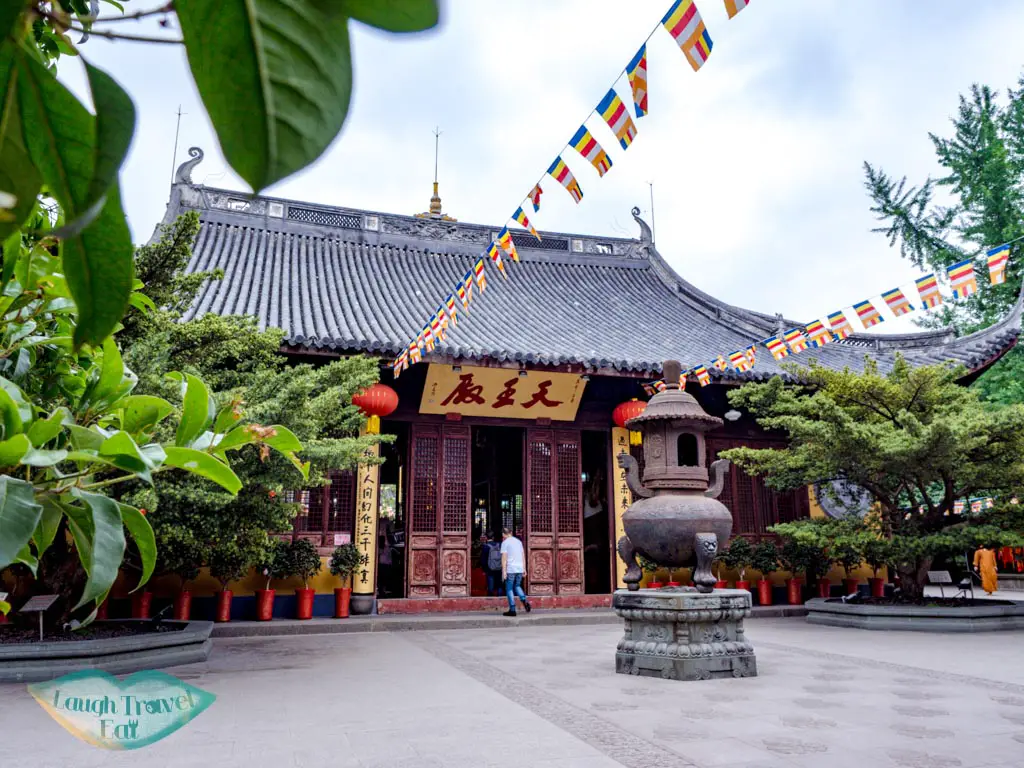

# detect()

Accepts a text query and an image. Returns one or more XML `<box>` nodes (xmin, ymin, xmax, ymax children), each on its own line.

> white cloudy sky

<box><xmin>60</xmin><ymin>1</ymin><xmax>1024</xmax><ymax>332</ymax></box>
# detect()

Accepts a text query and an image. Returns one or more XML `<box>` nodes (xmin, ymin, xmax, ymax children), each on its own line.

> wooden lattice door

<box><xmin>525</xmin><ymin>429</ymin><xmax>583</xmax><ymax>595</ymax></box>
<box><xmin>407</xmin><ymin>424</ymin><xmax>471</xmax><ymax>597</ymax></box>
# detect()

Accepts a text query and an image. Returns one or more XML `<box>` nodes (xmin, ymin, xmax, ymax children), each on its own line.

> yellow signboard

<box><xmin>611</xmin><ymin>427</ymin><xmax>632</xmax><ymax>588</ymax></box>
<box><xmin>420</xmin><ymin>364</ymin><xmax>587</xmax><ymax>421</ymax></box>
<box><xmin>353</xmin><ymin>437</ymin><xmax>379</xmax><ymax>597</ymax></box>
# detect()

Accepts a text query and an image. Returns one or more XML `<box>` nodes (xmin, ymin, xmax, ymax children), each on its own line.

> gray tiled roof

<box><xmin>163</xmin><ymin>150</ymin><xmax>1020</xmax><ymax>379</ymax></box>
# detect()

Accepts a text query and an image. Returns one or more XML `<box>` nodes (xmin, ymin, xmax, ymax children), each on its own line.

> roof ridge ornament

<box><xmin>174</xmin><ymin>147</ymin><xmax>204</xmax><ymax>185</ymax></box>
<box><xmin>631</xmin><ymin>206</ymin><xmax>653</xmax><ymax>245</ymax></box>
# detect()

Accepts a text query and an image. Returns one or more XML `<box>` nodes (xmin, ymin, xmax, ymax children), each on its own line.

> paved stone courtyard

<box><xmin>3</xmin><ymin>617</ymin><xmax>1024</xmax><ymax>767</ymax></box>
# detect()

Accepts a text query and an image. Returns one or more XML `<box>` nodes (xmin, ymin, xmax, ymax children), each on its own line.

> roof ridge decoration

<box><xmin>174</xmin><ymin>147</ymin><xmax>204</xmax><ymax>185</ymax></box>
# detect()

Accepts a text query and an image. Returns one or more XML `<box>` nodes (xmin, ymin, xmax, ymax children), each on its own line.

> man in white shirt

<box><xmin>500</xmin><ymin>527</ymin><xmax>532</xmax><ymax>617</ymax></box>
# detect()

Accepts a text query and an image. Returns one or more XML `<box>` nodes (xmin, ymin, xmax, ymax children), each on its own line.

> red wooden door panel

<box><xmin>440</xmin><ymin>426</ymin><xmax>471</xmax><ymax>596</ymax></box>
<box><xmin>408</xmin><ymin>424</ymin><xmax>440</xmax><ymax>597</ymax></box>
<box><xmin>526</xmin><ymin>428</ymin><xmax>583</xmax><ymax>595</ymax></box>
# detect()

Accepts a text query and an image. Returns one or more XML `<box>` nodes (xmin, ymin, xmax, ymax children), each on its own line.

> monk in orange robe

<box><xmin>973</xmin><ymin>546</ymin><xmax>998</xmax><ymax>595</ymax></box>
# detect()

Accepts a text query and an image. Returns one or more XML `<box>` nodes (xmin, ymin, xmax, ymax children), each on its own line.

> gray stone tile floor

<box><xmin>2</xmin><ymin>617</ymin><xmax>1024</xmax><ymax>767</ymax></box>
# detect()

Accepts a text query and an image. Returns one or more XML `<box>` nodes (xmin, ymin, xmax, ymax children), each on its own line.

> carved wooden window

<box><xmin>556</xmin><ymin>437</ymin><xmax>581</xmax><ymax>534</ymax></box>
<box><xmin>528</xmin><ymin>437</ymin><xmax>553</xmax><ymax>533</ymax></box>
<box><xmin>412</xmin><ymin>433</ymin><xmax>439</xmax><ymax>533</ymax></box>
<box><xmin>283</xmin><ymin>470</ymin><xmax>356</xmax><ymax>543</ymax></box>
<box><xmin>325</xmin><ymin>470</ymin><xmax>356</xmax><ymax>533</ymax></box>
<box><xmin>442</xmin><ymin>432</ymin><xmax>469</xmax><ymax>533</ymax></box>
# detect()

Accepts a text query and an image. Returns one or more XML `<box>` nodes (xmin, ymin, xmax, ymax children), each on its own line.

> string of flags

<box><xmin>393</xmin><ymin>0</ymin><xmax>752</xmax><ymax>376</ymax></box>
<box><xmin>642</xmin><ymin>244</ymin><xmax>1018</xmax><ymax>395</ymax></box>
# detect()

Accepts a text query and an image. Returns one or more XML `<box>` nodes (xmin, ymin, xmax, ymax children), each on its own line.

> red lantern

<box><xmin>613</xmin><ymin>399</ymin><xmax>646</xmax><ymax>446</ymax></box>
<box><xmin>352</xmin><ymin>383</ymin><xmax>398</xmax><ymax>434</ymax></box>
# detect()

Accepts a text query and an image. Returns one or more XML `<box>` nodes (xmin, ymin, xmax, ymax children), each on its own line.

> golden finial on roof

<box><xmin>416</xmin><ymin>126</ymin><xmax>457</xmax><ymax>221</ymax></box>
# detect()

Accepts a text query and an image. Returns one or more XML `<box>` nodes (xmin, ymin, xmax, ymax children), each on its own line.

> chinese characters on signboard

<box><xmin>353</xmin><ymin>444</ymin><xmax>380</xmax><ymax>595</ymax></box>
<box><xmin>419</xmin><ymin>365</ymin><xmax>587</xmax><ymax>420</ymax></box>
<box><xmin>611</xmin><ymin>427</ymin><xmax>632</xmax><ymax>588</ymax></box>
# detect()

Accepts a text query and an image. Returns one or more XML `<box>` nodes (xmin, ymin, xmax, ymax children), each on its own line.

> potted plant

<box><xmin>157</xmin><ymin>532</ymin><xmax>202</xmax><ymax>622</ymax></box>
<box><xmin>209</xmin><ymin>544</ymin><xmax>250</xmax><ymax>623</ymax></box>
<box><xmin>779</xmin><ymin>538</ymin><xmax>808</xmax><ymax>605</ymax></box>
<box><xmin>329</xmin><ymin>543</ymin><xmax>362</xmax><ymax>618</ymax></box>
<box><xmin>803</xmin><ymin>543</ymin><xmax>833</xmax><ymax>599</ymax></box>
<box><xmin>861</xmin><ymin>538</ymin><xmax>890</xmax><ymax>598</ymax></box>
<box><xmin>637</xmin><ymin>554</ymin><xmax>663</xmax><ymax>589</ymax></box>
<box><xmin>287</xmin><ymin>539</ymin><xmax>322</xmax><ymax>620</ymax></box>
<box><xmin>722</xmin><ymin>537</ymin><xmax>754</xmax><ymax>591</ymax></box>
<box><xmin>255</xmin><ymin>539</ymin><xmax>289</xmax><ymax>621</ymax></box>
<box><xmin>834</xmin><ymin>541</ymin><xmax>862</xmax><ymax>595</ymax></box>
<box><xmin>750</xmin><ymin>540</ymin><xmax>779</xmax><ymax>606</ymax></box>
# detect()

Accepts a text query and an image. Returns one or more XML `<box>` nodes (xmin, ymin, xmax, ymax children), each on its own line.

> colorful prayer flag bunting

<box><xmin>457</xmin><ymin>282</ymin><xmax>470</xmax><ymax>311</ymax></box>
<box><xmin>728</xmin><ymin>350</ymin><xmax>750</xmax><ymax>372</ymax></box>
<box><xmin>445</xmin><ymin>294</ymin><xmax>459</xmax><ymax>327</ymax></box>
<box><xmin>512</xmin><ymin>206</ymin><xmax>540</xmax><ymax>241</ymax></box>
<box><xmin>987</xmin><ymin>244</ymin><xmax>1010</xmax><ymax>285</ymax></box>
<box><xmin>694</xmin><ymin>364</ymin><xmax>711</xmax><ymax>386</ymax></box>
<box><xmin>416</xmin><ymin>330</ymin><xmax>426</xmax><ymax>351</ymax></box>
<box><xmin>947</xmin><ymin>258</ymin><xmax>977</xmax><ymax>299</ymax></box>
<box><xmin>431</xmin><ymin>311</ymin><xmax>444</xmax><ymax>342</ymax></box>
<box><xmin>828</xmin><ymin>310</ymin><xmax>853</xmax><ymax>340</ymax></box>
<box><xmin>487</xmin><ymin>242</ymin><xmax>507</xmax><ymax>278</ymax></box>
<box><xmin>409</xmin><ymin>339</ymin><xmax>421</xmax><ymax>365</ymax></box>
<box><xmin>473</xmin><ymin>257</ymin><xmax>487</xmax><ymax>292</ymax></box>
<box><xmin>528</xmin><ymin>184</ymin><xmax>543</xmax><ymax>213</ymax></box>
<box><xmin>642</xmin><ymin>383</ymin><xmax>656</xmax><ymax>397</ymax></box>
<box><xmin>435</xmin><ymin>305</ymin><xmax>448</xmax><ymax>338</ymax></box>
<box><xmin>423</xmin><ymin>323</ymin><xmax>435</xmax><ymax>352</ymax></box>
<box><xmin>569</xmin><ymin>125</ymin><xmax>613</xmax><ymax>177</ymax></box>
<box><xmin>724</xmin><ymin>0</ymin><xmax>749</xmax><ymax>18</ymax></box>
<box><xmin>597</xmin><ymin>89</ymin><xmax>638</xmax><ymax>150</ymax></box>
<box><xmin>854</xmin><ymin>299</ymin><xmax>884</xmax><ymax>329</ymax></box>
<box><xmin>744</xmin><ymin>345</ymin><xmax>757</xmax><ymax>366</ymax></box>
<box><xmin>783</xmin><ymin>328</ymin><xmax>809</xmax><ymax>354</ymax></box>
<box><xmin>497</xmin><ymin>227</ymin><xmax>520</xmax><ymax>263</ymax></box>
<box><xmin>881</xmin><ymin>287</ymin><xmax>914</xmax><ymax>317</ymax></box>
<box><xmin>462</xmin><ymin>270</ymin><xmax>474</xmax><ymax>304</ymax></box>
<box><xmin>805</xmin><ymin>319</ymin><xmax>832</xmax><ymax>348</ymax></box>
<box><xmin>662</xmin><ymin>0</ymin><xmax>713</xmax><ymax>72</ymax></box>
<box><xmin>764</xmin><ymin>335</ymin><xmax>789</xmax><ymax>361</ymax></box>
<box><xmin>970</xmin><ymin>498</ymin><xmax>984</xmax><ymax>514</ymax></box>
<box><xmin>954</xmin><ymin>500</ymin><xmax>965</xmax><ymax>515</ymax></box>
<box><xmin>915</xmin><ymin>273</ymin><xmax>942</xmax><ymax>310</ymax></box>
<box><xmin>547</xmin><ymin>157</ymin><xmax>583</xmax><ymax>203</ymax></box>
<box><xmin>626</xmin><ymin>44</ymin><xmax>648</xmax><ymax>118</ymax></box>
<box><xmin>393</xmin><ymin>349</ymin><xmax>409</xmax><ymax>377</ymax></box>
<box><xmin>712</xmin><ymin>355</ymin><xmax>728</xmax><ymax>371</ymax></box>
<box><xmin>653</xmin><ymin>380</ymin><xmax>668</xmax><ymax>393</ymax></box>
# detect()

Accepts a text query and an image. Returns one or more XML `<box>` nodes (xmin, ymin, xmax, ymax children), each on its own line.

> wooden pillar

<box><xmin>350</xmin><ymin>428</ymin><xmax>380</xmax><ymax>615</ymax></box>
<box><xmin>611</xmin><ymin>427</ymin><xmax>631</xmax><ymax>589</ymax></box>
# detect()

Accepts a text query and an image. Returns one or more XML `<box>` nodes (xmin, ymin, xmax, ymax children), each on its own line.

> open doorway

<box><xmin>582</xmin><ymin>430</ymin><xmax>611</xmax><ymax>594</ymax></box>
<box><xmin>376</xmin><ymin>423</ymin><xmax>406</xmax><ymax>599</ymax></box>
<box><xmin>470</xmin><ymin>426</ymin><xmax>523</xmax><ymax>596</ymax></box>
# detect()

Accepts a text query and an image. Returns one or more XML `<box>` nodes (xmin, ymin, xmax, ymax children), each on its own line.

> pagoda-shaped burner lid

<box><xmin>625</xmin><ymin>360</ymin><xmax>723</xmax><ymax>432</ymax></box>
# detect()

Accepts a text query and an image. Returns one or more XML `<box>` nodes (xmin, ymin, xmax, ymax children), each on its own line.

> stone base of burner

<box><xmin>612</xmin><ymin>587</ymin><xmax>757</xmax><ymax>681</ymax></box>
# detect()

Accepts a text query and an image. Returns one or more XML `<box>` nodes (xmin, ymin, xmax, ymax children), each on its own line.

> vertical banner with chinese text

<box><xmin>611</xmin><ymin>427</ymin><xmax>631</xmax><ymax>589</ymax></box>
<box><xmin>353</xmin><ymin>430</ymin><xmax>380</xmax><ymax>598</ymax></box>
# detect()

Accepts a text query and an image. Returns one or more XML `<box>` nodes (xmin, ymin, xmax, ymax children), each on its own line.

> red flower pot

<box><xmin>735</xmin><ymin>580</ymin><xmax>751</xmax><ymax>591</ymax></box>
<box><xmin>869</xmin><ymin>577</ymin><xmax>886</xmax><ymax>598</ymax></box>
<box><xmin>817</xmin><ymin>580</ymin><xmax>832</xmax><ymax>599</ymax></box>
<box><xmin>757</xmin><ymin>579</ymin><xmax>773</xmax><ymax>606</ymax></box>
<box><xmin>715</xmin><ymin>579</ymin><xmax>727</xmax><ymax>589</ymax></box>
<box><xmin>255</xmin><ymin>589</ymin><xmax>275</xmax><ymax>621</ymax></box>
<box><xmin>666</xmin><ymin>581</ymin><xmax>681</xmax><ymax>587</ymax></box>
<box><xmin>173</xmin><ymin>590</ymin><xmax>192</xmax><ymax>622</ymax></box>
<box><xmin>843</xmin><ymin>578</ymin><xmax>860</xmax><ymax>596</ymax></box>
<box><xmin>131</xmin><ymin>590</ymin><xmax>152</xmax><ymax>619</ymax></box>
<box><xmin>334</xmin><ymin>587</ymin><xmax>352</xmax><ymax>618</ymax></box>
<box><xmin>295</xmin><ymin>587</ymin><xmax>315</xmax><ymax>620</ymax></box>
<box><xmin>216</xmin><ymin>590</ymin><xmax>233</xmax><ymax>622</ymax></box>
<box><xmin>647</xmin><ymin>580</ymin><xmax>665</xmax><ymax>590</ymax></box>
<box><xmin>95</xmin><ymin>600</ymin><xmax>109</xmax><ymax>621</ymax></box>
<box><xmin>786</xmin><ymin>578</ymin><xmax>803</xmax><ymax>605</ymax></box>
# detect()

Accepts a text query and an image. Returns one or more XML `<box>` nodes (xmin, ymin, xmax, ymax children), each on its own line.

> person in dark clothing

<box><xmin>479</xmin><ymin>533</ymin><xmax>503</xmax><ymax>596</ymax></box>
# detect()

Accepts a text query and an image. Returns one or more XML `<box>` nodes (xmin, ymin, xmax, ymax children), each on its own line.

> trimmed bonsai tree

<box><xmin>209</xmin><ymin>543</ymin><xmax>251</xmax><ymax>593</ymax></box>
<box><xmin>751</xmin><ymin>540</ymin><xmax>780</xmax><ymax>580</ymax></box>
<box><xmin>259</xmin><ymin>539</ymin><xmax>291</xmax><ymax>591</ymax></box>
<box><xmin>287</xmin><ymin>540</ymin><xmax>323</xmax><ymax>589</ymax></box>
<box><xmin>721</xmin><ymin>358</ymin><xmax>1024</xmax><ymax>600</ymax></box>
<box><xmin>329</xmin><ymin>543</ymin><xmax>362</xmax><ymax>587</ymax></box>
<box><xmin>721</xmin><ymin>536</ymin><xmax>754</xmax><ymax>583</ymax></box>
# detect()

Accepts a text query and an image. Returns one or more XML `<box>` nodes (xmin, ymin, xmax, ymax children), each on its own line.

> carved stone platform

<box><xmin>612</xmin><ymin>587</ymin><xmax>757</xmax><ymax>681</ymax></box>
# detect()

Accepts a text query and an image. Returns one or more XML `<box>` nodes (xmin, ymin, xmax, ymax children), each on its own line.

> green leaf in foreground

<box><xmin>176</xmin><ymin>0</ymin><xmax>353</xmax><ymax>191</ymax></box>
<box><xmin>119</xmin><ymin>503</ymin><xmax>156</xmax><ymax>590</ymax></box>
<box><xmin>163</xmin><ymin>446</ymin><xmax>242</xmax><ymax>494</ymax></box>
<box><xmin>339</xmin><ymin>0</ymin><xmax>439</xmax><ymax>32</ymax></box>
<box><xmin>0</xmin><ymin>43</ymin><xmax>42</xmax><ymax>241</ymax></box>
<box><xmin>83</xmin><ymin>62</ymin><xmax>136</xmax><ymax>209</ymax></box>
<box><xmin>70</xmin><ymin>491</ymin><xmax>126</xmax><ymax>609</ymax></box>
<box><xmin>0</xmin><ymin>475</ymin><xmax>43</xmax><ymax>570</ymax></box>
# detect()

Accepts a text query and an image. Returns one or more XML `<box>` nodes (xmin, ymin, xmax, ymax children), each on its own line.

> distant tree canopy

<box><xmin>863</xmin><ymin>76</ymin><xmax>1024</xmax><ymax>404</ymax></box>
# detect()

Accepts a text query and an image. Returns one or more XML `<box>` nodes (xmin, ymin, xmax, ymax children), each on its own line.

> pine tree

<box><xmin>864</xmin><ymin>79</ymin><xmax>1024</xmax><ymax>403</ymax></box>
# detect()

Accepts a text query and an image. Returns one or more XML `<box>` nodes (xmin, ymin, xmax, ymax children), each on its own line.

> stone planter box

<box><xmin>999</xmin><ymin>576</ymin><xmax>1024</xmax><ymax>592</ymax></box>
<box><xmin>0</xmin><ymin>620</ymin><xmax>213</xmax><ymax>683</ymax></box>
<box><xmin>805</xmin><ymin>598</ymin><xmax>1024</xmax><ymax>632</ymax></box>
